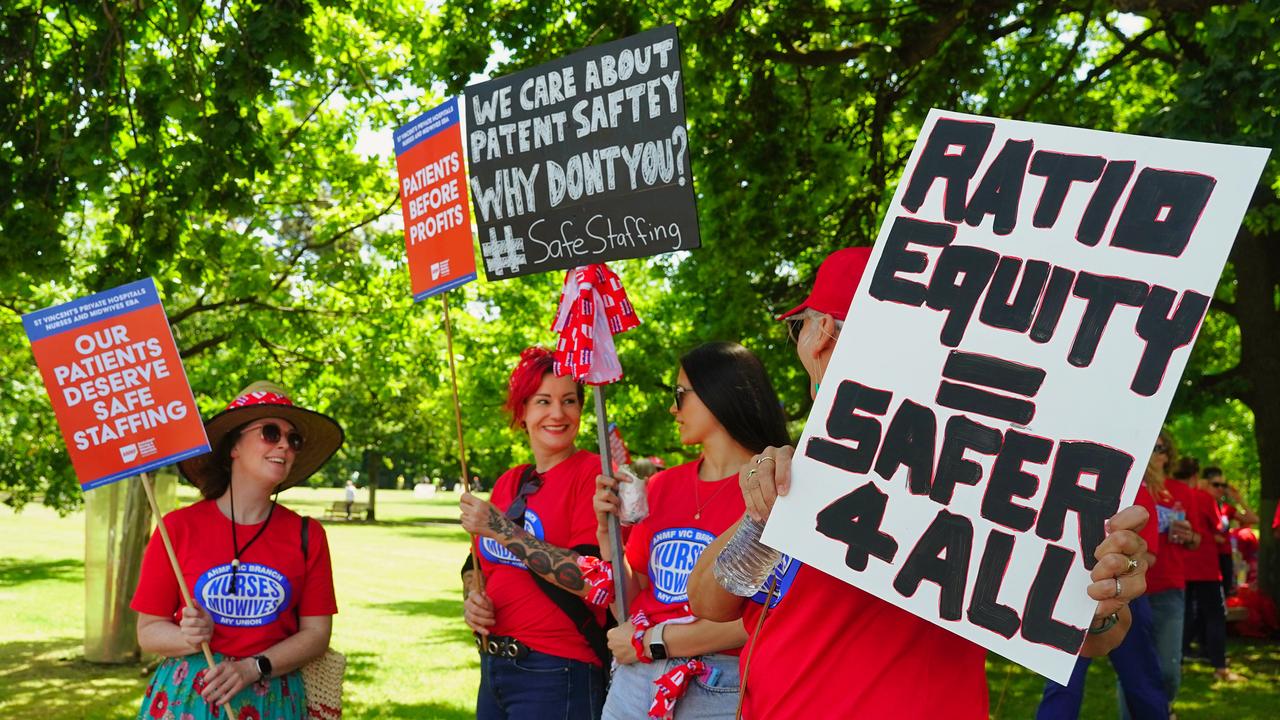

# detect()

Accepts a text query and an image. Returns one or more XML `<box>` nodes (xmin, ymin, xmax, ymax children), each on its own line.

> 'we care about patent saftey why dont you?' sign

<box><xmin>763</xmin><ymin>109</ymin><xmax>1269</xmax><ymax>684</ymax></box>
<box><xmin>463</xmin><ymin>24</ymin><xmax>700</xmax><ymax>280</ymax></box>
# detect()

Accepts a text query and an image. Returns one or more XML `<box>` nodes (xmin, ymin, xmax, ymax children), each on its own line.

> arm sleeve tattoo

<box><xmin>486</xmin><ymin>507</ymin><xmax>587</xmax><ymax>594</ymax></box>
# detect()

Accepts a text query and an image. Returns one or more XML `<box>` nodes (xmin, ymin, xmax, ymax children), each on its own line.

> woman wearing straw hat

<box><xmin>459</xmin><ymin>346</ymin><xmax>608</xmax><ymax>719</ymax></box>
<box><xmin>131</xmin><ymin>381</ymin><xmax>343</xmax><ymax>720</ymax></box>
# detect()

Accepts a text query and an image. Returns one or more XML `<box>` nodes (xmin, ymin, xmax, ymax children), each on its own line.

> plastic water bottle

<box><xmin>615</xmin><ymin>465</ymin><xmax>649</xmax><ymax>526</ymax></box>
<box><xmin>1172</xmin><ymin>501</ymin><xmax>1186</xmax><ymax>544</ymax></box>
<box><xmin>714</xmin><ymin>514</ymin><xmax>782</xmax><ymax>596</ymax></box>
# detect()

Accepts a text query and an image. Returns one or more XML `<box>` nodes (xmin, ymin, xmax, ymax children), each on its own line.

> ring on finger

<box><xmin>756</xmin><ymin>455</ymin><xmax>776</xmax><ymax>466</ymax></box>
<box><xmin>746</xmin><ymin>468</ymin><xmax>758</xmax><ymax>480</ymax></box>
<box><xmin>1123</xmin><ymin>556</ymin><xmax>1140</xmax><ymax>575</ymax></box>
<box><xmin>1113</xmin><ymin>577</ymin><xmax>1122</xmax><ymax>599</ymax></box>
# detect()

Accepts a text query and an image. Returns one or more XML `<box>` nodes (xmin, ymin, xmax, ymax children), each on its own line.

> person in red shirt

<box><xmin>458</xmin><ymin>346</ymin><xmax>607</xmax><ymax>719</ymax></box>
<box><xmin>1138</xmin><ymin>432</ymin><xmax>1197</xmax><ymax>712</ymax></box>
<box><xmin>592</xmin><ymin>342</ymin><xmax>791</xmax><ymax>719</ymax></box>
<box><xmin>131</xmin><ymin>381</ymin><xmax>343</xmax><ymax>720</ymax></box>
<box><xmin>1171</xmin><ymin>458</ymin><xmax>1240</xmax><ymax>681</ymax></box>
<box><xmin>687</xmin><ymin>248</ymin><xmax>1153</xmax><ymax>719</ymax></box>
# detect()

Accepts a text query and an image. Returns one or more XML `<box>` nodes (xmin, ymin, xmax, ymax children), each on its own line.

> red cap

<box><xmin>777</xmin><ymin>247</ymin><xmax>873</xmax><ymax>322</ymax></box>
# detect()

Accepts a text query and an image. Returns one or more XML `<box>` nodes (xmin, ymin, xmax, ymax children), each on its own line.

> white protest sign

<box><xmin>761</xmin><ymin>109</ymin><xmax>1270</xmax><ymax>684</ymax></box>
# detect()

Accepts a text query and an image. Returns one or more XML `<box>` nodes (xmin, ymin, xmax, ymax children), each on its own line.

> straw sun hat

<box><xmin>178</xmin><ymin>381</ymin><xmax>344</xmax><ymax>491</ymax></box>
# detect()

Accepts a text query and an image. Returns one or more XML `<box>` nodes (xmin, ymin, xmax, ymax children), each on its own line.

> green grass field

<box><xmin>2</xmin><ymin>486</ymin><xmax>1276</xmax><ymax>718</ymax></box>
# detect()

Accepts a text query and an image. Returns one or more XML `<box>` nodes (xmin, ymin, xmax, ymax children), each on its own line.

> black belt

<box><xmin>476</xmin><ymin>634</ymin><xmax>531</xmax><ymax>659</ymax></box>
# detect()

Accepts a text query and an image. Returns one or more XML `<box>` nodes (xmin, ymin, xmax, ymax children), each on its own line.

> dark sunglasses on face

<box><xmin>1211</xmin><ymin>482</ymin><xmax>1227</xmax><ymax>489</ymax></box>
<box><xmin>1153</xmin><ymin>443</ymin><xmax>1168</xmax><ymax>453</ymax></box>
<box><xmin>672</xmin><ymin>384</ymin><xmax>692</xmax><ymax>411</ymax></box>
<box><xmin>242</xmin><ymin>422</ymin><xmax>305</xmax><ymax>452</ymax></box>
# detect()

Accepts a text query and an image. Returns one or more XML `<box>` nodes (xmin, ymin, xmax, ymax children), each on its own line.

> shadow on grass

<box><xmin>346</xmin><ymin>699</ymin><xmax>474</xmax><ymax>719</ymax></box>
<box><xmin>368</xmin><ymin>597</ymin><xmax>463</xmax><ymax>619</ymax></box>
<box><xmin>0</xmin><ymin>557</ymin><xmax>83</xmax><ymax>587</ymax></box>
<box><xmin>364</xmin><ymin>598</ymin><xmax>475</xmax><ymax>649</ymax></box>
<box><xmin>0</xmin><ymin>637</ymin><xmax>145</xmax><ymax>718</ymax></box>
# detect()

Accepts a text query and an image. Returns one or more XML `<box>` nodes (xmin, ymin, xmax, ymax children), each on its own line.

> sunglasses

<box><xmin>1153</xmin><ymin>443</ymin><xmax>1169</xmax><ymax>453</ymax></box>
<box><xmin>1211</xmin><ymin>482</ymin><xmax>1227</xmax><ymax>489</ymax></box>
<box><xmin>672</xmin><ymin>384</ymin><xmax>692</xmax><ymax>411</ymax></box>
<box><xmin>504</xmin><ymin>469</ymin><xmax>544</xmax><ymax>522</ymax></box>
<box><xmin>241</xmin><ymin>422</ymin><xmax>305</xmax><ymax>452</ymax></box>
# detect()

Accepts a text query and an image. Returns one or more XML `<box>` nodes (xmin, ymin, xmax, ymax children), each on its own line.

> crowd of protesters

<box><xmin>454</xmin><ymin>248</ymin><xmax>1200</xmax><ymax>720</ymax></box>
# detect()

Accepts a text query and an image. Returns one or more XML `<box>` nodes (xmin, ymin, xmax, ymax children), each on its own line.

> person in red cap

<box><xmin>688</xmin><ymin>248</ymin><xmax>1153</xmax><ymax>719</ymax></box>
<box><xmin>131</xmin><ymin>381</ymin><xmax>344</xmax><ymax>720</ymax></box>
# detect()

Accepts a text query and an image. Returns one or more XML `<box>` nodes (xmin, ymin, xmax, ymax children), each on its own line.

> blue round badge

<box><xmin>480</xmin><ymin>510</ymin><xmax>545</xmax><ymax>568</ymax></box>
<box><xmin>194</xmin><ymin>562</ymin><xmax>292</xmax><ymax>627</ymax></box>
<box><xmin>648</xmin><ymin>527</ymin><xmax>716</xmax><ymax>604</ymax></box>
<box><xmin>750</xmin><ymin>554</ymin><xmax>800</xmax><ymax>609</ymax></box>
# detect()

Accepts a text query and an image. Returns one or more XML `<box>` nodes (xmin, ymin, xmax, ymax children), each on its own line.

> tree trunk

<box><xmin>364</xmin><ymin>449</ymin><xmax>380</xmax><ymax>522</ymax></box>
<box><xmin>1231</xmin><ymin>228</ymin><xmax>1280</xmax><ymax>601</ymax></box>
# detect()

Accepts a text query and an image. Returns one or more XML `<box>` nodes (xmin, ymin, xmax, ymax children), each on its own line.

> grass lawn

<box><xmin>2</xmin><ymin>485</ymin><xmax>1277</xmax><ymax>718</ymax></box>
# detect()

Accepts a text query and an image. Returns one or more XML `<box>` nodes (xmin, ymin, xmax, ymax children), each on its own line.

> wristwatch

<box><xmin>253</xmin><ymin>655</ymin><xmax>273</xmax><ymax>681</ymax></box>
<box><xmin>648</xmin><ymin>622</ymin><xmax>668</xmax><ymax>660</ymax></box>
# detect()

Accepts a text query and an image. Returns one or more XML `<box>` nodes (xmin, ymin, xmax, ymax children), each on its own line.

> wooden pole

<box><xmin>138</xmin><ymin>473</ymin><xmax>238</xmax><ymax>720</ymax></box>
<box><xmin>592</xmin><ymin>385</ymin><xmax>629</xmax><ymax>620</ymax></box>
<box><xmin>442</xmin><ymin>292</ymin><xmax>484</xmax><ymax>594</ymax></box>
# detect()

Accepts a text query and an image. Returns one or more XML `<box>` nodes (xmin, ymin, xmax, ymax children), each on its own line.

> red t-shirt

<box><xmin>1147</xmin><ymin>479</ymin><xmax>1195</xmax><ymax>594</ymax></box>
<box><xmin>1233</xmin><ymin>527</ymin><xmax>1259</xmax><ymax>563</ymax></box>
<box><xmin>131</xmin><ymin>500</ymin><xmax>338</xmax><ymax>658</ymax></box>
<box><xmin>477</xmin><ymin>450</ymin><xmax>604</xmax><ymax>665</ymax></box>
<box><xmin>739</xmin><ymin>563</ymin><xmax>989</xmax><ymax>719</ymax></box>
<box><xmin>1134</xmin><ymin>484</ymin><xmax>1159</xmax><ymax>568</ymax></box>
<box><xmin>1179</xmin><ymin>482</ymin><xmax>1223</xmax><ymax>582</ymax></box>
<box><xmin>625</xmin><ymin>460</ymin><xmax>745</xmax><ymax>654</ymax></box>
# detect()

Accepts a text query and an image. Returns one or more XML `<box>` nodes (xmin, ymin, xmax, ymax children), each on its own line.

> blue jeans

<box><xmin>1148</xmin><ymin>589</ymin><xmax>1185</xmax><ymax>704</ymax></box>
<box><xmin>602</xmin><ymin>653</ymin><xmax>740</xmax><ymax>720</ymax></box>
<box><xmin>1036</xmin><ymin>597</ymin><xmax>1166</xmax><ymax>720</ymax></box>
<box><xmin>477</xmin><ymin>650</ymin><xmax>605</xmax><ymax>720</ymax></box>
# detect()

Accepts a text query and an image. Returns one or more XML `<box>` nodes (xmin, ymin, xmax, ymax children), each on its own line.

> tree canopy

<box><xmin>3</xmin><ymin>0</ymin><xmax>1278</xmax><ymax>592</ymax></box>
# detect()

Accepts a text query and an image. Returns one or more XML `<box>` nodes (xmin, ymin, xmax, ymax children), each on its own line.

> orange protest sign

<box><xmin>394</xmin><ymin>97</ymin><xmax>478</xmax><ymax>300</ymax></box>
<box><xmin>23</xmin><ymin>278</ymin><xmax>209</xmax><ymax>490</ymax></box>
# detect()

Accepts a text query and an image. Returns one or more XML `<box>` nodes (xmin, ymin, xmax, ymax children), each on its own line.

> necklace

<box><xmin>693</xmin><ymin>476</ymin><xmax>733</xmax><ymax>520</ymax></box>
<box><xmin>227</xmin><ymin>482</ymin><xmax>276</xmax><ymax>595</ymax></box>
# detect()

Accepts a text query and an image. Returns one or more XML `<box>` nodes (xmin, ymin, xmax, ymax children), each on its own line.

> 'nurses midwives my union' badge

<box><xmin>195</xmin><ymin>562</ymin><xmax>293</xmax><ymax>627</ymax></box>
<box><xmin>649</xmin><ymin>527</ymin><xmax>715</xmax><ymax>604</ymax></box>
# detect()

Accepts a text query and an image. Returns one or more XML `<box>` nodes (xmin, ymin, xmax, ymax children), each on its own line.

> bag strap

<box><xmin>296</xmin><ymin>517</ymin><xmax>310</xmax><ymax>624</ymax></box>
<box><xmin>509</xmin><ymin>465</ymin><xmax>612</xmax><ymax>668</ymax></box>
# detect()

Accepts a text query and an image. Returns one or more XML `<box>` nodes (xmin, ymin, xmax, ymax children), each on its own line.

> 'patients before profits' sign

<box><xmin>23</xmin><ymin>278</ymin><xmax>210</xmax><ymax>491</ymax></box>
<box><xmin>762</xmin><ymin>109</ymin><xmax>1270</xmax><ymax>684</ymax></box>
<box><xmin>394</xmin><ymin>97</ymin><xmax>478</xmax><ymax>301</ymax></box>
<box><xmin>464</xmin><ymin>24</ymin><xmax>700</xmax><ymax>280</ymax></box>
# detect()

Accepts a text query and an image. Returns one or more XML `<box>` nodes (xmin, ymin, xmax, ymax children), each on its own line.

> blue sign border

<box><xmin>394</xmin><ymin>98</ymin><xmax>461</xmax><ymax>157</ymax></box>
<box><xmin>22</xmin><ymin>278</ymin><xmax>160</xmax><ymax>343</ymax></box>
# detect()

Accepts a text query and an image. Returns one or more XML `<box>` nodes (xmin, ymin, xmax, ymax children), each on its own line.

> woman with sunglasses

<box><xmin>131</xmin><ymin>381</ymin><xmax>344</xmax><ymax>720</ymax></box>
<box><xmin>592</xmin><ymin>342</ymin><xmax>790</xmax><ymax>719</ymax></box>
<box><xmin>459</xmin><ymin>346</ymin><xmax>608</xmax><ymax>719</ymax></box>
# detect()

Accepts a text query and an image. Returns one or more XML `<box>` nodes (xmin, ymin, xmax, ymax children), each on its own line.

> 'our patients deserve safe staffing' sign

<box><xmin>23</xmin><ymin>278</ymin><xmax>209</xmax><ymax>490</ymax></box>
<box><xmin>763</xmin><ymin>109</ymin><xmax>1270</xmax><ymax>684</ymax></box>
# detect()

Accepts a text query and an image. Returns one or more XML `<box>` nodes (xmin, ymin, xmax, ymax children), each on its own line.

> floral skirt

<box><xmin>136</xmin><ymin>652</ymin><xmax>305</xmax><ymax>720</ymax></box>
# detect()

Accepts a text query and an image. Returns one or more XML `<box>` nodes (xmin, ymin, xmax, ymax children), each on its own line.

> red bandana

<box><xmin>551</xmin><ymin>263</ymin><xmax>640</xmax><ymax>385</ymax></box>
<box><xmin>649</xmin><ymin>659</ymin><xmax>709</xmax><ymax>719</ymax></box>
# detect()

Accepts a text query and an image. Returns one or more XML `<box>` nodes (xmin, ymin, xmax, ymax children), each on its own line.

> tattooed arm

<box><xmin>459</xmin><ymin>492</ymin><xmax>590</xmax><ymax>596</ymax></box>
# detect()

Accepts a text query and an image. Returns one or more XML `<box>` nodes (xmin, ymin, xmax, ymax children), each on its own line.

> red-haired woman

<box><xmin>459</xmin><ymin>346</ymin><xmax>607</xmax><ymax>719</ymax></box>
